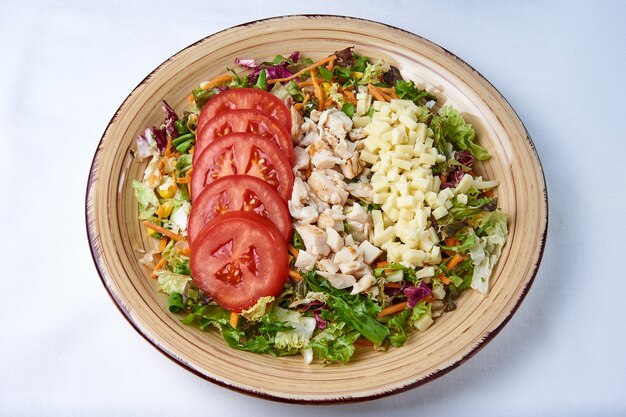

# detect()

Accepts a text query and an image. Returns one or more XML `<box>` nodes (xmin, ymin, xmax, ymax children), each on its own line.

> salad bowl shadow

<box><xmin>86</xmin><ymin>15</ymin><xmax>548</xmax><ymax>403</ymax></box>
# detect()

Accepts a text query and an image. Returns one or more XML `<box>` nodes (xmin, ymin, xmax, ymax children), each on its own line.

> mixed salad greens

<box><xmin>132</xmin><ymin>47</ymin><xmax>508</xmax><ymax>363</ymax></box>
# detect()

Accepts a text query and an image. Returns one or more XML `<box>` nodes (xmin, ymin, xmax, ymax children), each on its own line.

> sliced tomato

<box><xmin>188</xmin><ymin>175</ymin><xmax>291</xmax><ymax>244</ymax></box>
<box><xmin>196</xmin><ymin>109</ymin><xmax>294</xmax><ymax>164</ymax></box>
<box><xmin>190</xmin><ymin>211</ymin><xmax>288</xmax><ymax>312</ymax></box>
<box><xmin>191</xmin><ymin>133</ymin><xmax>294</xmax><ymax>202</ymax></box>
<box><xmin>197</xmin><ymin>88</ymin><xmax>292</xmax><ymax>136</ymax></box>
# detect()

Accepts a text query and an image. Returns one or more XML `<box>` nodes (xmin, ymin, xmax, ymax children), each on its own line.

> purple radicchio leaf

<box><xmin>313</xmin><ymin>308</ymin><xmax>327</xmax><ymax>330</ymax></box>
<box><xmin>455</xmin><ymin>150</ymin><xmax>475</xmax><ymax>167</ymax></box>
<box><xmin>135</xmin><ymin>127</ymin><xmax>155</xmax><ymax>159</ymax></box>
<box><xmin>234</xmin><ymin>57</ymin><xmax>258</xmax><ymax>69</ymax></box>
<box><xmin>152</xmin><ymin>127</ymin><xmax>168</xmax><ymax>153</ymax></box>
<box><xmin>403</xmin><ymin>281</ymin><xmax>432</xmax><ymax>308</ymax></box>
<box><xmin>288</xmin><ymin>51</ymin><xmax>299</xmax><ymax>63</ymax></box>
<box><xmin>161</xmin><ymin>100</ymin><xmax>178</xmax><ymax>139</ymax></box>
<box><xmin>441</xmin><ymin>168</ymin><xmax>466</xmax><ymax>189</ymax></box>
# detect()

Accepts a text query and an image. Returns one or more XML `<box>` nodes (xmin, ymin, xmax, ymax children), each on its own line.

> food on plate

<box><xmin>190</xmin><ymin>132</ymin><xmax>294</xmax><ymax>202</ymax></box>
<box><xmin>195</xmin><ymin>108</ymin><xmax>295</xmax><ymax>164</ymax></box>
<box><xmin>187</xmin><ymin>175</ymin><xmax>291</xmax><ymax>243</ymax></box>
<box><xmin>132</xmin><ymin>48</ymin><xmax>508</xmax><ymax>363</ymax></box>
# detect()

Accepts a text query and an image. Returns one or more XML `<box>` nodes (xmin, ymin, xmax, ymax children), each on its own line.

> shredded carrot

<box><xmin>440</xmin><ymin>173</ymin><xmax>447</xmax><ymax>185</ymax></box>
<box><xmin>390</xmin><ymin>89</ymin><xmax>399</xmax><ymax>99</ymax></box>
<box><xmin>268</xmin><ymin>55</ymin><xmax>337</xmax><ymax>85</ymax></box>
<box><xmin>151</xmin><ymin>257</ymin><xmax>167</xmax><ymax>278</ymax></box>
<box><xmin>189</xmin><ymin>146</ymin><xmax>194</xmax><ymax>155</ymax></box>
<box><xmin>437</xmin><ymin>275</ymin><xmax>451</xmax><ymax>285</ymax></box>
<box><xmin>446</xmin><ymin>253</ymin><xmax>466</xmax><ymax>270</ymax></box>
<box><xmin>422</xmin><ymin>295</ymin><xmax>435</xmax><ymax>303</ymax></box>
<box><xmin>297</xmin><ymin>80</ymin><xmax>314</xmax><ymax>88</ymax></box>
<box><xmin>301</xmin><ymin>93</ymin><xmax>310</xmax><ymax>108</ymax></box>
<box><xmin>368</xmin><ymin>83</ymin><xmax>391</xmax><ymax>102</ymax></box>
<box><xmin>445</xmin><ymin>237</ymin><xmax>461</xmax><ymax>247</ymax></box>
<box><xmin>354</xmin><ymin>338</ymin><xmax>374</xmax><ymax>347</ymax></box>
<box><xmin>376</xmin><ymin>261</ymin><xmax>389</xmax><ymax>268</ymax></box>
<box><xmin>288</xmin><ymin>270</ymin><xmax>303</xmax><ymax>281</ymax></box>
<box><xmin>177</xmin><ymin>246</ymin><xmax>191</xmax><ymax>257</ymax></box>
<box><xmin>230</xmin><ymin>312</ymin><xmax>239</xmax><ymax>329</ymax></box>
<box><xmin>288</xmin><ymin>244</ymin><xmax>299</xmax><ymax>258</ymax></box>
<box><xmin>164</xmin><ymin>136</ymin><xmax>173</xmax><ymax>158</ymax></box>
<box><xmin>384</xmin><ymin>282</ymin><xmax>403</xmax><ymax>289</ymax></box>
<box><xmin>142</xmin><ymin>220</ymin><xmax>185</xmax><ymax>242</ymax></box>
<box><xmin>326</xmin><ymin>58</ymin><xmax>335</xmax><ymax>72</ymax></box>
<box><xmin>343</xmin><ymin>90</ymin><xmax>357</xmax><ymax>105</ymax></box>
<box><xmin>177</xmin><ymin>167</ymin><xmax>193</xmax><ymax>184</ymax></box>
<box><xmin>157</xmin><ymin>237</ymin><xmax>169</xmax><ymax>253</ymax></box>
<box><xmin>310</xmin><ymin>69</ymin><xmax>324</xmax><ymax>111</ymax></box>
<box><xmin>484</xmin><ymin>189</ymin><xmax>495</xmax><ymax>198</ymax></box>
<box><xmin>201</xmin><ymin>73</ymin><xmax>234</xmax><ymax>90</ymax></box>
<box><xmin>377</xmin><ymin>301</ymin><xmax>408</xmax><ymax>318</ymax></box>
<box><xmin>187</xmin><ymin>93</ymin><xmax>194</xmax><ymax>103</ymax></box>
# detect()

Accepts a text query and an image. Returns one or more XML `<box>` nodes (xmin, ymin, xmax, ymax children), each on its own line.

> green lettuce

<box><xmin>431</xmin><ymin>106</ymin><xmax>490</xmax><ymax>160</ymax></box>
<box><xmin>468</xmin><ymin>211</ymin><xmax>508</xmax><ymax>294</ymax></box>
<box><xmin>393</xmin><ymin>80</ymin><xmax>436</xmax><ymax>105</ymax></box>
<box><xmin>131</xmin><ymin>179</ymin><xmax>159</xmax><ymax>220</ymax></box>
<box><xmin>155</xmin><ymin>270</ymin><xmax>190</xmax><ymax>295</ymax></box>
<box><xmin>273</xmin><ymin>307</ymin><xmax>316</xmax><ymax>352</ymax></box>
<box><xmin>307</xmin><ymin>322</ymin><xmax>360</xmax><ymax>363</ymax></box>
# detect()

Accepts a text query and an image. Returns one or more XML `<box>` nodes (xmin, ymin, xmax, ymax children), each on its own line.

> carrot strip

<box><xmin>177</xmin><ymin>246</ymin><xmax>191</xmax><ymax>257</ymax></box>
<box><xmin>446</xmin><ymin>253</ymin><xmax>466</xmax><ymax>270</ymax></box>
<box><xmin>157</xmin><ymin>237</ymin><xmax>169</xmax><ymax>253</ymax></box>
<box><xmin>377</xmin><ymin>301</ymin><xmax>408</xmax><ymax>318</ymax></box>
<box><xmin>267</xmin><ymin>55</ymin><xmax>337</xmax><ymax>85</ymax></box>
<box><xmin>437</xmin><ymin>275</ymin><xmax>451</xmax><ymax>285</ymax></box>
<box><xmin>301</xmin><ymin>93</ymin><xmax>310</xmax><ymax>108</ymax></box>
<box><xmin>288</xmin><ymin>245</ymin><xmax>299</xmax><ymax>258</ymax></box>
<box><xmin>310</xmin><ymin>69</ymin><xmax>324</xmax><ymax>111</ymax></box>
<box><xmin>343</xmin><ymin>90</ymin><xmax>357</xmax><ymax>105</ymax></box>
<box><xmin>445</xmin><ymin>237</ymin><xmax>461</xmax><ymax>247</ymax></box>
<box><xmin>201</xmin><ymin>73</ymin><xmax>234</xmax><ymax>90</ymax></box>
<box><xmin>384</xmin><ymin>282</ymin><xmax>403</xmax><ymax>289</ymax></box>
<box><xmin>368</xmin><ymin>83</ymin><xmax>390</xmax><ymax>102</ymax></box>
<box><xmin>354</xmin><ymin>338</ymin><xmax>374</xmax><ymax>347</ymax></box>
<box><xmin>297</xmin><ymin>80</ymin><xmax>314</xmax><ymax>87</ymax></box>
<box><xmin>422</xmin><ymin>295</ymin><xmax>435</xmax><ymax>303</ymax></box>
<box><xmin>390</xmin><ymin>89</ymin><xmax>399</xmax><ymax>99</ymax></box>
<box><xmin>376</xmin><ymin>261</ymin><xmax>389</xmax><ymax>268</ymax></box>
<box><xmin>142</xmin><ymin>220</ymin><xmax>185</xmax><ymax>242</ymax></box>
<box><xmin>151</xmin><ymin>258</ymin><xmax>167</xmax><ymax>278</ymax></box>
<box><xmin>230</xmin><ymin>312</ymin><xmax>239</xmax><ymax>329</ymax></box>
<box><xmin>288</xmin><ymin>270</ymin><xmax>303</xmax><ymax>281</ymax></box>
<box><xmin>326</xmin><ymin>58</ymin><xmax>335</xmax><ymax>72</ymax></box>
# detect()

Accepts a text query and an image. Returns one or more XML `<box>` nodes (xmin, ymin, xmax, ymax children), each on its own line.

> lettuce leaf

<box><xmin>155</xmin><ymin>270</ymin><xmax>190</xmax><ymax>295</ymax></box>
<box><xmin>468</xmin><ymin>211</ymin><xmax>508</xmax><ymax>293</ymax></box>
<box><xmin>131</xmin><ymin>179</ymin><xmax>159</xmax><ymax>220</ymax></box>
<box><xmin>307</xmin><ymin>322</ymin><xmax>360</xmax><ymax>363</ymax></box>
<box><xmin>431</xmin><ymin>106</ymin><xmax>490</xmax><ymax>160</ymax></box>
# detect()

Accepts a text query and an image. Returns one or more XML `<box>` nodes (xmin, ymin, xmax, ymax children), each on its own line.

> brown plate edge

<box><xmin>84</xmin><ymin>14</ymin><xmax>549</xmax><ymax>405</ymax></box>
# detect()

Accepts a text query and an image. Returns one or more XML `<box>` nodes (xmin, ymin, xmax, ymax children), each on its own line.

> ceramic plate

<box><xmin>86</xmin><ymin>15</ymin><xmax>548</xmax><ymax>403</ymax></box>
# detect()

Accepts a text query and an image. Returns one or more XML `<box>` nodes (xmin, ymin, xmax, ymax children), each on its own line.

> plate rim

<box><xmin>85</xmin><ymin>14</ymin><xmax>549</xmax><ymax>404</ymax></box>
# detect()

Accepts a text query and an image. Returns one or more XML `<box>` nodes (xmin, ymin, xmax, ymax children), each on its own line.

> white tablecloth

<box><xmin>1</xmin><ymin>1</ymin><xmax>625</xmax><ymax>415</ymax></box>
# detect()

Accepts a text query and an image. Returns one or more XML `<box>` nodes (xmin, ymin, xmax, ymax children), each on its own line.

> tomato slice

<box><xmin>191</xmin><ymin>133</ymin><xmax>294</xmax><ymax>202</ymax></box>
<box><xmin>190</xmin><ymin>211</ymin><xmax>288</xmax><ymax>312</ymax></box>
<box><xmin>197</xmin><ymin>88</ymin><xmax>292</xmax><ymax>136</ymax></box>
<box><xmin>196</xmin><ymin>109</ymin><xmax>294</xmax><ymax>165</ymax></box>
<box><xmin>188</xmin><ymin>175</ymin><xmax>292</xmax><ymax>244</ymax></box>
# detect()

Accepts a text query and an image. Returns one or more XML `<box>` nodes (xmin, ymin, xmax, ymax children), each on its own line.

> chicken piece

<box><xmin>349</xmin><ymin>127</ymin><xmax>368</xmax><ymax>141</ymax></box>
<box><xmin>318</xmin><ymin>108</ymin><xmax>353</xmax><ymax>140</ymax></box>
<box><xmin>338</xmin><ymin>261</ymin><xmax>361</xmax><ymax>275</ymax></box>
<box><xmin>340</xmin><ymin>154</ymin><xmax>364</xmax><ymax>180</ymax></box>
<box><xmin>359</xmin><ymin>240</ymin><xmax>383</xmax><ymax>264</ymax></box>
<box><xmin>295</xmin><ymin>225</ymin><xmax>330</xmax><ymax>256</ymax></box>
<box><xmin>301</xmin><ymin>131</ymin><xmax>320</xmax><ymax>147</ymax></box>
<box><xmin>344</xmin><ymin>234</ymin><xmax>355</xmax><ymax>247</ymax></box>
<box><xmin>294</xmin><ymin>250</ymin><xmax>317</xmax><ymax>272</ymax></box>
<box><xmin>347</xmin><ymin>180</ymin><xmax>374</xmax><ymax>200</ymax></box>
<box><xmin>347</xmin><ymin>220</ymin><xmax>368</xmax><ymax>242</ymax></box>
<box><xmin>293</xmin><ymin>146</ymin><xmax>310</xmax><ymax>171</ymax></box>
<box><xmin>325</xmin><ymin>227</ymin><xmax>344</xmax><ymax>253</ymax></box>
<box><xmin>307</xmin><ymin>171</ymin><xmax>349</xmax><ymax>205</ymax></box>
<box><xmin>309</xmin><ymin>109</ymin><xmax>321</xmax><ymax>123</ymax></box>
<box><xmin>333</xmin><ymin>245</ymin><xmax>360</xmax><ymax>265</ymax></box>
<box><xmin>290</xmin><ymin>106</ymin><xmax>304</xmax><ymax>144</ymax></box>
<box><xmin>345</xmin><ymin>202</ymin><xmax>368</xmax><ymax>223</ymax></box>
<box><xmin>317</xmin><ymin>259</ymin><xmax>339</xmax><ymax>274</ymax></box>
<box><xmin>333</xmin><ymin>138</ymin><xmax>357</xmax><ymax>160</ymax></box>
<box><xmin>309</xmin><ymin>141</ymin><xmax>341</xmax><ymax>169</ymax></box>
<box><xmin>351</xmin><ymin>274</ymin><xmax>376</xmax><ymax>295</ymax></box>
<box><xmin>288</xmin><ymin>177</ymin><xmax>318</xmax><ymax>224</ymax></box>
<box><xmin>352</xmin><ymin>263</ymin><xmax>372</xmax><ymax>279</ymax></box>
<box><xmin>317</xmin><ymin>271</ymin><xmax>356</xmax><ymax>290</ymax></box>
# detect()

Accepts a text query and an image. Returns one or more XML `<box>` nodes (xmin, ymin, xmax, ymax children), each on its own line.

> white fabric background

<box><xmin>1</xmin><ymin>1</ymin><xmax>625</xmax><ymax>415</ymax></box>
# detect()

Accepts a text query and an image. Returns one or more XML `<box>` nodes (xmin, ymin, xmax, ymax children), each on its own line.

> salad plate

<box><xmin>86</xmin><ymin>15</ymin><xmax>547</xmax><ymax>403</ymax></box>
